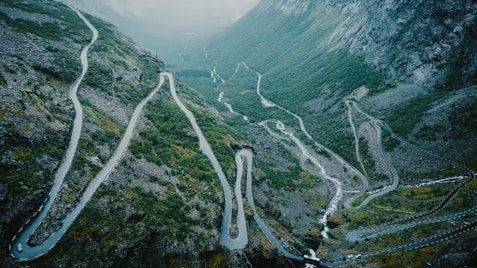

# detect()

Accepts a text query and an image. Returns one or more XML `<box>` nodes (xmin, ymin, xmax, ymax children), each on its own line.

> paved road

<box><xmin>164</xmin><ymin>72</ymin><xmax>248</xmax><ymax>249</ymax></box>
<box><xmin>343</xmin><ymin>100</ymin><xmax>369</xmax><ymax>209</ymax></box>
<box><xmin>10</xmin><ymin>5</ymin><xmax>98</xmax><ymax>261</ymax></box>
<box><xmin>355</xmin><ymin>120</ymin><xmax>400</xmax><ymax>208</ymax></box>
<box><xmin>345</xmin><ymin>100</ymin><xmax>369</xmax><ymax>178</ymax></box>
<box><xmin>11</xmin><ymin>6</ymin><xmax>167</xmax><ymax>261</ymax></box>
<box><xmin>242</xmin><ymin>63</ymin><xmax>348</xmax><ymax>235</ymax></box>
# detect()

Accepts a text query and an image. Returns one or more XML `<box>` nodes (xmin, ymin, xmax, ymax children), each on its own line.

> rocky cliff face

<box><xmin>193</xmin><ymin>0</ymin><xmax>477</xmax><ymax>163</ymax></box>
<box><xmin>327</xmin><ymin>0</ymin><xmax>477</xmax><ymax>89</ymax></box>
<box><xmin>261</xmin><ymin>0</ymin><xmax>477</xmax><ymax>89</ymax></box>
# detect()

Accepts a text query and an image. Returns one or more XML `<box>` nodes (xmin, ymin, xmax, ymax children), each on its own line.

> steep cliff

<box><xmin>325</xmin><ymin>0</ymin><xmax>477</xmax><ymax>89</ymax></box>
<box><xmin>255</xmin><ymin>0</ymin><xmax>477</xmax><ymax>89</ymax></box>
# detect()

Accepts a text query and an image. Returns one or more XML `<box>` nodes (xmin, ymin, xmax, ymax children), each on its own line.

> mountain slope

<box><xmin>1</xmin><ymin>0</ymin><xmax>476</xmax><ymax>267</ymax></box>
<box><xmin>0</xmin><ymin>1</ymin><xmax>245</xmax><ymax>266</ymax></box>
<box><xmin>204</xmin><ymin>0</ymin><xmax>477</xmax><ymax>89</ymax></box>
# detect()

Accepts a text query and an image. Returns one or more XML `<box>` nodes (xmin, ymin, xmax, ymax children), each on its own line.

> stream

<box><xmin>10</xmin><ymin>12</ymin><xmax>476</xmax><ymax>265</ymax></box>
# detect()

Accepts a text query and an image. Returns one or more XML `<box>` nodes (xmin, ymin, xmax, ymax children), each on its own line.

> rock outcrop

<box><xmin>327</xmin><ymin>0</ymin><xmax>477</xmax><ymax>89</ymax></box>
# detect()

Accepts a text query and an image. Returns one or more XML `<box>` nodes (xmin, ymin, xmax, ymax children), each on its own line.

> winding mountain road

<box><xmin>344</xmin><ymin>100</ymin><xmax>400</xmax><ymax>208</ymax></box>
<box><xmin>10</xmin><ymin>7</ymin><xmax>166</xmax><ymax>261</ymax></box>
<box><xmin>164</xmin><ymin>72</ymin><xmax>248</xmax><ymax>249</ymax></box>
<box><xmin>10</xmin><ymin>10</ymin><xmax>476</xmax><ymax>265</ymax></box>
<box><xmin>10</xmin><ymin>6</ymin><xmax>98</xmax><ymax>261</ymax></box>
<box><xmin>355</xmin><ymin>119</ymin><xmax>400</xmax><ymax>208</ymax></box>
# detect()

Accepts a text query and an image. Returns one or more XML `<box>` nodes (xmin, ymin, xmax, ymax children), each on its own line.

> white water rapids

<box><xmin>262</xmin><ymin>121</ymin><xmax>343</xmax><ymax>239</ymax></box>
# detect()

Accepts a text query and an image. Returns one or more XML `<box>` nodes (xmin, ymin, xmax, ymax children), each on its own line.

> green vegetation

<box><xmin>83</xmin><ymin>61</ymin><xmax>113</xmax><ymax>93</ymax></box>
<box><xmin>351</xmin><ymin>193</ymin><xmax>369</xmax><ymax>208</ymax></box>
<box><xmin>415</xmin><ymin>123</ymin><xmax>447</xmax><ymax>141</ymax></box>
<box><xmin>346</xmin><ymin>205</ymin><xmax>397</xmax><ymax>229</ymax></box>
<box><xmin>0</xmin><ymin>72</ymin><xmax>6</xmax><ymax>86</ymax></box>
<box><xmin>358</xmin><ymin>136</ymin><xmax>376</xmax><ymax>174</ymax></box>
<box><xmin>463</xmin><ymin>154</ymin><xmax>477</xmax><ymax>170</ymax></box>
<box><xmin>448</xmin><ymin>94</ymin><xmax>477</xmax><ymax>139</ymax></box>
<box><xmin>80</xmin><ymin>13</ymin><xmax>163</xmax><ymax>105</ymax></box>
<box><xmin>130</xmin><ymin>91</ymin><xmax>239</xmax><ymax>185</ymax></box>
<box><xmin>2</xmin><ymin>0</ymin><xmax>476</xmax><ymax>267</ymax></box>
<box><xmin>1</xmin><ymin>1</ymin><xmax>86</xmax><ymax>84</ymax></box>
<box><xmin>385</xmin><ymin>91</ymin><xmax>446</xmax><ymax>136</ymax></box>
<box><xmin>395</xmin><ymin>183</ymin><xmax>459</xmax><ymax>200</ymax></box>
<box><xmin>299</xmin><ymin>170</ymin><xmax>318</xmax><ymax>188</ymax></box>
<box><xmin>314</xmin><ymin>114</ymin><xmax>357</xmax><ymax>166</ymax></box>
<box><xmin>2</xmin><ymin>1</ymin><xmax>222</xmax><ymax>265</ymax></box>
<box><xmin>173</xmin><ymin>6</ymin><xmax>390</xmax><ymax>172</ymax></box>
<box><xmin>125</xmin><ymin>186</ymin><xmax>197</xmax><ymax>240</ymax></box>
<box><xmin>0</xmin><ymin>127</ymin><xmax>65</xmax><ymax>198</ymax></box>
<box><xmin>132</xmin><ymin>99</ymin><xmax>197</xmax><ymax>157</ymax></box>
<box><xmin>33</xmin><ymin>58</ymin><xmax>80</xmax><ymax>84</ymax></box>
<box><xmin>176</xmin><ymin>69</ymin><xmax>210</xmax><ymax>78</ymax></box>
<box><xmin>259</xmin><ymin>162</ymin><xmax>300</xmax><ymax>190</ymax></box>
<box><xmin>381</xmin><ymin>126</ymin><xmax>401</xmax><ymax>151</ymax></box>
<box><xmin>1</xmin><ymin>0</ymin><xmax>90</xmax><ymax>40</ymax></box>
<box><xmin>400</xmin><ymin>165</ymin><xmax>463</xmax><ymax>181</ymax></box>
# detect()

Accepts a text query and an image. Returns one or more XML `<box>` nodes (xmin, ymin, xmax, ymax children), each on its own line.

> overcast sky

<box><xmin>62</xmin><ymin>0</ymin><xmax>260</xmax><ymax>40</ymax></box>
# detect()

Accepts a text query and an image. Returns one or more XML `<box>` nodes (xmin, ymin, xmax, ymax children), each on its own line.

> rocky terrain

<box><xmin>261</xmin><ymin>0</ymin><xmax>477</xmax><ymax>89</ymax></box>
<box><xmin>327</xmin><ymin>0</ymin><xmax>477</xmax><ymax>89</ymax></box>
